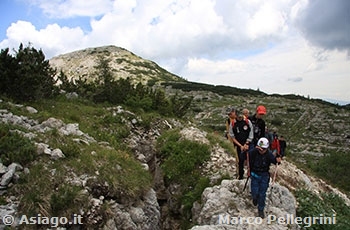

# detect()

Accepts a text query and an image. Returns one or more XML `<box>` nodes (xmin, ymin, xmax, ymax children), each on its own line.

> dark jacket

<box><xmin>279</xmin><ymin>140</ymin><xmax>287</xmax><ymax>149</ymax></box>
<box><xmin>246</xmin><ymin>148</ymin><xmax>278</xmax><ymax>173</ymax></box>
<box><xmin>230</xmin><ymin>118</ymin><xmax>253</xmax><ymax>145</ymax></box>
<box><xmin>249</xmin><ymin>114</ymin><xmax>266</xmax><ymax>146</ymax></box>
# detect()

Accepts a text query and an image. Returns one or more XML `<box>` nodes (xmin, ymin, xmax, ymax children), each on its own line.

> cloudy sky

<box><xmin>1</xmin><ymin>0</ymin><xmax>349</xmax><ymax>104</ymax></box>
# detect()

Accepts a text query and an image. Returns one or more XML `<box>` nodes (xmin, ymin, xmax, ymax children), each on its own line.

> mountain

<box><xmin>49</xmin><ymin>45</ymin><xmax>186</xmax><ymax>85</ymax></box>
<box><xmin>0</xmin><ymin>45</ymin><xmax>349</xmax><ymax>229</ymax></box>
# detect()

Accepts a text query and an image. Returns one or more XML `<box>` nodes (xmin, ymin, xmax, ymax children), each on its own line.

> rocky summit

<box><xmin>49</xmin><ymin>45</ymin><xmax>185</xmax><ymax>85</ymax></box>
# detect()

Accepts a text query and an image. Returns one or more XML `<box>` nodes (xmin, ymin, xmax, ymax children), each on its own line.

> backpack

<box><xmin>271</xmin><ymin>138</ymin><xmax>278</xmax><ymax>149</ymax></box>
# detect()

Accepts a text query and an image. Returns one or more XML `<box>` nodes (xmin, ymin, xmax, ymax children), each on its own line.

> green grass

<box><xmin>296</xmin><ymin>189</ymin><xmax>350</xmax><ymax>229</ymax></box>
<box><xmin>0</xmin><ymin>123</ymin><xmax>37</xmax><ymax>166</ymax></box>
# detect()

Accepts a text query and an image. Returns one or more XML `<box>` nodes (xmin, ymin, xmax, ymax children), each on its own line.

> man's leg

<box><xmin>250</xmin><ymin>176</ymin><xmax>259</xmax><ymax>205</ymax></box>
<box><xmin>257</xmin><ymin>174</ymin><xmax>270</xmax><ymax>218</ymax></box>
<box><xmin>238</xmin><ymin>149</ymin><xmax>245</xmax><ymax>179</ymax></box>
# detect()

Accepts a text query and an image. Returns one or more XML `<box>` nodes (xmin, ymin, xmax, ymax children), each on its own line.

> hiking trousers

<box><xmin>237</xmin><ymin>148</ymin><xmax>245</xmax><ymax>179</ymax></box>
<box><xmin>250</xmin><ymin>171</ymin><xmax>270</xmax><ymax>211</ymax></box>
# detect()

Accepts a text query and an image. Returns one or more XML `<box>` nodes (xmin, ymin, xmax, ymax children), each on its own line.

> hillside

<box><xmin>0</xmin><ymin>45</ymin><xmax>349</xmax><ymax>229</ymax></box>
<box><xmin>49</xmin><ymin>45</ymin><xmax>186</xmax><ymax>85</ymax></box>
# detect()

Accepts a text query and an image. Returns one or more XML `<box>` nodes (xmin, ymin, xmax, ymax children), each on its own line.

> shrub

<box><xmin>88</xmin><ymin>149</ymin><xmax>153</xmax><ymax>200</ymax></box>
<box><xmin>0</xmin><ymin>44</ymin><xmax>58</xmax><ymax>102</ymax></box>
<box><xmin>296</xmin><ymin>189</ymin><xmax>350</xmax><ymax>229</ymax></box>
<box><xmin>270</xmin><ymin>118</ymin><xmax>283</xmax><ymax>126</ymax></box>
<box><xmin>157</xmin><ymin>129</ymin><xmax>211</xmax><ymax>180</ymax></box>
<box><xmin>310</xmin><ymin>151</ymin><xmax>350</xmax><ymax>193</ymax></box>
<box><xmin>50</xmin><ymin>185</ymin><xmax>88</xmax><ymax>217</ymax></box>
<box><xmin>157</xmin><ymin>129</ymin><xmax>211</xmax><ymax>226</ymax></box>
<box><xmin>0</xmin><ymin>123</ymin><xmax>36</xmax><ymax>166</ymax></box>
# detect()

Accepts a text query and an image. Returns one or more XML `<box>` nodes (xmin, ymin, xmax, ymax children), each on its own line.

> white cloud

<box><xmin>5</xmin><ymin>0</ymin><xmax>298</xmax><ymax>60</ymax></box>
<box><xmin>246</xmin><ymin>2</ymin><xmax>288</xmax><ymax>40</ymax></box>
<box><xmin>181</xmin><ymin>36</ymin><xmax>350</xmax><ymax>102</ymax></box>
<box><xmin>29</xmin><ymin>0</ymin><xmax>114</xmax><ymax>18</ymax></box>
<box><xmin>1</xmin><ymin>20</ymin><xmax>86</xmax><ymax>58</ymax></box>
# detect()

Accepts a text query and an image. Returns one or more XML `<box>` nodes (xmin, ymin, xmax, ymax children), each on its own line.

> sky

<box><xmin>1</xmin><ymin>0</ymin><xmax>350</xmax><ymax>105</ymax></box>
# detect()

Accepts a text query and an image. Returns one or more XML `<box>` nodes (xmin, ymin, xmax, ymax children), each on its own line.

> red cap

<box><xmin>256</xmin><ymin>105</ymin><xmax>266</xmax><ymax>115</ymax></box>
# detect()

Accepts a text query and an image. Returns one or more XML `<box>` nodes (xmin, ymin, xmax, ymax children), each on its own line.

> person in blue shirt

<box><xmin>244</xmin><ymin>137</ymin><xmax>282</xmax><ymax>218</ymax></box>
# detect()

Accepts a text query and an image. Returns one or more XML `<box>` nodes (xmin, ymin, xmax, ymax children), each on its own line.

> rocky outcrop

<box><xmin>276</xmin><ymin>160</ymin><xmax>350</xmax><ymax>207</ymax></box>
<box><xmin>101</xmin><ymin>189</ymin><xmax>160</xmax><ymax>230</ymax></box>
<box><xmin>191</xmin><ymin>179</ymin><xmax>297</xmax><ymax>229</ymax></box>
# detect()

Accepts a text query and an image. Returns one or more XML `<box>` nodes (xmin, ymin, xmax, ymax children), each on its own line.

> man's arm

<box><xmin>269</xmin><ymin>151</ymin><xmax>281</xmax><ymax>164</ymax></box>
<box><xmin>247</xmin><ymin>119</ymin><xmax>254</xmax><ymax>143</ymax></box>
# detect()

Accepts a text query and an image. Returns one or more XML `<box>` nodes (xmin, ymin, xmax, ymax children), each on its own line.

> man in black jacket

<box><xmin>229</xmin><ymin>109</ymin><xmax>253</xmax><ymax>180</ymax></box>
<box><xmin>244</xmin><ymin>137</ymin><xmax>281</xmax><ymax>218</ymax></box>
<box><xmin>249</xmin><ymin>105</ymin><xmax>267</xmax><ymax>149</ymax></box>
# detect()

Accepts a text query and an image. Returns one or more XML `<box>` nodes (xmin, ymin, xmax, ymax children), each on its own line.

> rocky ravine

<box><xmin>0</xmin><ymin>99</ymin><xmax>349</xmax><ymax>229</ymax></box>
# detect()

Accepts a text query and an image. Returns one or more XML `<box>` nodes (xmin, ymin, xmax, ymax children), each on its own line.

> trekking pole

<box><xmin>271</xmin><ymin>162</ymin><xmax>280</xmax><ymax>188</ymax></box>
<box><xmin>242</xmin><ymin>150</ymin><xmax>250</xmax><ymax>192</ymax></box>
<box><xmin>243</xmin><ymin>176</ymin><xmax>250</xmax><ymax>192</ymax></box>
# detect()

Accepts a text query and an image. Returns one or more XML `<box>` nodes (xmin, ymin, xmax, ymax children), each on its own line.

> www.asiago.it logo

<box><xmin>2</xmin><ymin>214</ymin><xmax>83</xmax><ymax>228</ymax></box>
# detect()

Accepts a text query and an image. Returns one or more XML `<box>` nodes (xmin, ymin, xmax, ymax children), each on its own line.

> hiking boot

<box><xmin>253</xmin><ymin>199</ymin><xmax>258</xmax><ymax>206</ymax></box>
<box><xmin>258</xmin><ymin>210</ymin><xmax>265</xmax><ymax>219</ymax></box>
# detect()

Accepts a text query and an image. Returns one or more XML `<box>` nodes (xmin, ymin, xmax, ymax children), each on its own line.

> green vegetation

<box><xmin>5</xmin><ymin>97</ymin><xmax>153</xmax><ymax>227</ymax></box>
<box><xmin>296</xmin><ymin>189</ymin><xmax>350</xmax><ymax>229</ymax></box>
<box><xmin>156</xmin><ymin>129</ymin><xmax>211</xmax><ymax>227</ymax></box>
<box><xmin>162</xmin><ymin>81</ymin><xmax>267</xmax><ymax>97</ymax></box>
<box><xmin>57</xmin><ymin>55</ymin><xmax>193</xmax><ymax>118</ymax></box>
<box><xmin>157</xmin><ymin>130</ymin><xmax>210</xmax><ymax>181</ymax></box>
<box><xmin>0</xmin><ymin>43</ymin><xmax>58</xmax><ymax>102</ymax></box>
<box><xmin>0</xmin><ymin>123</ymin><xmax>37</xmax><ymax>166</ymax></box>
<box><xmin>309</xmin><ymin>151</ymin><xmax>350</xmax><ymax>193</ymax></box>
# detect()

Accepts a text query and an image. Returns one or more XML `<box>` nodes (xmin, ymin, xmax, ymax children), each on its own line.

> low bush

<box><xmin>296</xmin><ymin>189</ymin><xmax>350</xmax><ymax>229</ymax></box>
<box><xmin>0</xmin><ymin>123</ymin><xmax>36</xmax><ymax>166</ymax></box>
<box><xmin>310</xmin><ymin>151</ymin><xmax>350</xmax><ymax>193</ymax></box>
<box><xmin>157</xmin><ymin>130</ymin><xmax>211</xmax><ymax>182</ymax></box>
<box><xmin>157</xmin><ymin>129</ymin><xmax>211</xmax><ymax>227</ymax></box>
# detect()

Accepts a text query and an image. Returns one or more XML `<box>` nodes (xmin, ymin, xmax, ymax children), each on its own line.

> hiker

<box><xmin>245</xmin><ymin>137</ymin><xmax>281</xmax><ymax>218</ymax></box>
<box><xmin>225</xmin><ymin>107</ymin><xmax>236</xmax><ymax>140</ymax></box>
<box><xmin>242</xmin><ymin>108</ymin><xmax>250</xmax><ymax>119</ymax></box>
<box><xmin>229</xmin><ymin>109</ymin><xmax>253</xmax><ymax>180</ymax></box>
<box><xmin>279</xmin><ymin>135</ymin><xmax>287</xmax><ymax>157</ymax></box>
<box><xmin>249</xmin><ymin>105</ymin><xmax>267</xmax><ymax>149</ymax></box>
<box><xmin>270</xmin><ymin>132</ymin><xmax>280</xmax><ymax>156</ymax></box>
<box><xmin>265</xmin><ymin>126</ymin><xmax>273</xmax><ymax>146</ymax></box>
